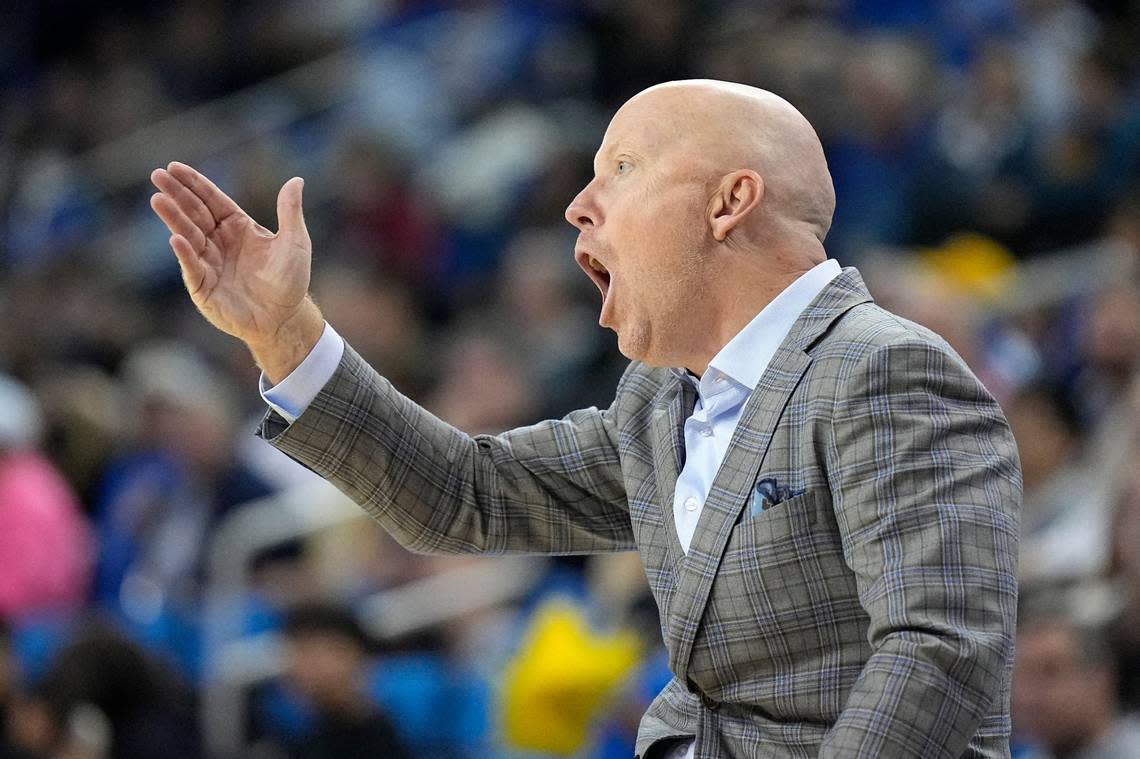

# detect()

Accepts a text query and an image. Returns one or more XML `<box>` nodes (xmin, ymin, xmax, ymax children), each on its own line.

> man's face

<box><xmin>1012</xmin><ymin>622</ymin><xmax>1110</xmax><ymax>751</ymax></box>
<box><xmin>564</xmin><ymin>95</ymin><xmax>711</xmax><ymax>367</ymax></box>
<box><xmin>284</xmin><ymin>632</ymin><xmax>364</xmax><ymax>710</ymax></box>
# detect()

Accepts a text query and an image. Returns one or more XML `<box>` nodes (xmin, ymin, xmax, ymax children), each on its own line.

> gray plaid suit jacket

<box><xmin>258</xmin><ymin>267</ymin><xmax>1021</xmax><ymax>758</ymax></box>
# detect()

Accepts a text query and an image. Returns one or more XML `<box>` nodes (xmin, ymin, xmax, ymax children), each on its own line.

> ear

<box><xmin>708</xmin><ymin>170</ymin><xmax>764</xmax><ymax>242</ymax></box>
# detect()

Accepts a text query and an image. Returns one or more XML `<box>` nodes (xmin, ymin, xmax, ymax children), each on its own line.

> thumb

<box><xmin>276</xmin><ymin>177</ymin><xmax>307</xmax><ymax>234</ymax></box>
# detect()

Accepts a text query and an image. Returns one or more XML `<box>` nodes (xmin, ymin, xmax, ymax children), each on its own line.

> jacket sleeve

<box><xmin>818</xmin><ymin>338</ymin><xmax>1021</xmax><ymax>758</ymax></box>
<box><xmin>257</xmin><ymin>342</ymin><xmax>635</xmax><ymax>555</ymax></box>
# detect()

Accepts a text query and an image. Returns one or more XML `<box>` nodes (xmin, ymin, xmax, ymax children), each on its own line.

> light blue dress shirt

<box><xmin>670</xmin><ymin>258</ymin><xmax>840</xmax><ymax>554</ymax></box>
<box><xmin>260</xmin><ymin>321</ymin><xmax>345</xmax><ymax>423</ymax></box>
<box><xmin>260</xmin><ymin>258</ymin><xmax>842</xmax><ymax>759</ymax></box>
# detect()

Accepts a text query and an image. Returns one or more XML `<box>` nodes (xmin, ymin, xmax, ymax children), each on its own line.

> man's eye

<box><xmin>617</xmin><ymin>160</ymin><xmax>631</xmax><ymax>174</ymax></box>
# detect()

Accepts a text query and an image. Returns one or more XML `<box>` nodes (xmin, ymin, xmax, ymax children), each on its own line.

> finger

<box><xmin>151</xmin><ymin>168</ymin><xmax>215</xmax><ymax>234</ymax></box>
<box><xmin>151</xmin><ymin>193</ymin><xmax>208</xmax><ymax>252</ymax></box>
<box><xmin>166</xmin><ymin>161</ymin><xmax>243</xmax><ymax>224</ymax></box>
<box><xmin>151</xmin><ymin>192</ymin><xmax>207</xmax><ymax>251</ymax></box>
<box><xmin>169</xmin><ymin>234</ymin><xmax>206</xmax><ymax>297</ymax></box>
<box><xmin>275</xmin><ymin>177</ymin><xmax>306</xmax><ymax>235</ymax></box>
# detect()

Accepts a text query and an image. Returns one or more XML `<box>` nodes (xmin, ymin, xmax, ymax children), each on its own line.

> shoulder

<box><xmin>811</xmin><ymin>302</ymin><xmax>970</xmax><ymax>380</ymax></box>
<box><xmin>806</xmin><ymin>301</ymin><xmax>996</xmax><ymax>411</ymax></box>
<box><xmin>814</xmin><ymin>301</ymin><xmax>957</xmax><ymax>364</ymax></box>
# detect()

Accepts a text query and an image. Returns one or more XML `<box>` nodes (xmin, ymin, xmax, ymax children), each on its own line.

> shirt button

<box><xmin>684</xmin><ymin>496</ymin><xmax>699</xmax><ymax>512</ymax></box>
<box><xmin>700</xmin><ymin>425</ymin><xmax>713</xmax><ymax>437</ymax></box>
<box><xmin>715</xmin><ymin>375</ymin><xmax>726</xmax><ymax>384</ymax></box>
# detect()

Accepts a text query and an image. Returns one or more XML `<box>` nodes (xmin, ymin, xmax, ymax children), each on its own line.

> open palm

<box><xmin>149</xmin><ymin>162</ymin><xmax>310</xmax><ymax>344</ymax></box>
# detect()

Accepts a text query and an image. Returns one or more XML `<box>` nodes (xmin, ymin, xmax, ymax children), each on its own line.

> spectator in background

<box><xmin>329</xmin><ymin>134</ymin><xmax>446</xmax><ymax>295</ymax></box>
<box><xmin>824</xmin><ymin>33</ymin><xmax>935</xmax><ymax>262</ymax></box>
<box><xmin>5</xmin><ymin>623</ymin><xmax>199</xmax><ymax>759</ymax></box>
<box><xmin>92</xmin><ymin>341</ymin><xmax>271</xmax><ymax>654</ymax></box>
<box><xmin>0</xmin><ymin>619</ymin><xmax>29</xmax><ymax>758</ymax></box>
<box><xmin>920</xmin><ymin>40</ymin><xmax>1034</xmax><ymax>246</ymax></box>
<box><xmin>1026</xmin><ymin>52</ymin><xmax>1140</xmax><ymax>251</ymax></box>
<box><xmin>1013</xmin><ymin>597</ymin><xmax>1140</xmax><ymax>758</ymax></box>
<box><xmin>0</xmin><ymin>374</ymin><xmax>92</xmax><ymax>622</ymax></box>
<box><xmin>1006</xmin><ymin>382</ymin><xmax>1113</xmax><ymax>582</ymax></box>
<box><xmin>278</xmin><ymin>603</ymin><xmax>409</xmax><ymax>759</ymax></box>
<box><xmin>1070</xmin><ymin>283</ymin><xmax>1140</xmax><ymax>427</ymax></box>
<box><xmin>32</xmin><ymin>365</ymin><xmax>126</xmax><ymax>510</ymax></box>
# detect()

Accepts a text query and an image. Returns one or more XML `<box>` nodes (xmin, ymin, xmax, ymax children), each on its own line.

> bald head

<box><xmin>610</xmin><ymin>80</ymin><xmax>835</xmax><ymax>244</ymax></box>
<box><xmin>564</xmin><ymin>79</ymin><xmax>836</xmax><ymax>371</ymax></box>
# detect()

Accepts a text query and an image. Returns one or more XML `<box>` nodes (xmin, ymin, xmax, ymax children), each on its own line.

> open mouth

<box><xmin>576</xmin><ymin>250</ymin><xmax>611</xmax><ymax>301</ymax></box>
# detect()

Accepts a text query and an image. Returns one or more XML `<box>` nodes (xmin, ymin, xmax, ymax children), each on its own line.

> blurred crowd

<box><xmin>2</xmin><ymin>0</ymin><xmax>1140</xmax><ymax>757</ymax></box>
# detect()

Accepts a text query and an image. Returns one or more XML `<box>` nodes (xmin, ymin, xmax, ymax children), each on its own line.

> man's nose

<box><xmin>564</xmin><ymin>184</ymin><xmax>599</xmax><ymax>231</ymax></box>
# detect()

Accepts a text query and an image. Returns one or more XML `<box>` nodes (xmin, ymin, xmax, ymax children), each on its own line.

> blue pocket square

<box><xmin>749</xmin><ymin>478</ymin><xmax>804</xmax><ymax>518</ymax></box>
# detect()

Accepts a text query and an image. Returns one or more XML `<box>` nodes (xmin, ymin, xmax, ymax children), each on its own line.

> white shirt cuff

<box><xmin>259</xmin><ymin>322</ymin><xmax>345</xmax><ymax>424</ymax></box>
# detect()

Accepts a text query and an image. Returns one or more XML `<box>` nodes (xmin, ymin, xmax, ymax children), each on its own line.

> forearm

<box><xmin>260</xmin><ymin>342</ymin><xmax>635</xmax><ymax>555</ymax></box>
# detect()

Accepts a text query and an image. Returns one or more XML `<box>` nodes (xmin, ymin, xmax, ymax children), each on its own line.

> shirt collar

<box><xmin>702</xmin><ymin>259</ymin><xmax>842</xmax><ymax>391</ymax></box>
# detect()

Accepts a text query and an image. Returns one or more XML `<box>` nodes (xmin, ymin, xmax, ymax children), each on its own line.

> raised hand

<box><xmin>150</xmin><ymin>162</ymin><xmax>324</xmax><ymax>382</ymax></box>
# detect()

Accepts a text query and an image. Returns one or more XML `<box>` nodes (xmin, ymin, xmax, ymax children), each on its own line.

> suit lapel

<box><xmin>666</xmin><ymin>346</ymin><xmax>811</xmax><ymax>679</ymax></box>
<box><xmin>663</xmin><ymin>266</ymin><xmax>874</xmax><ymax>682</ymax></box>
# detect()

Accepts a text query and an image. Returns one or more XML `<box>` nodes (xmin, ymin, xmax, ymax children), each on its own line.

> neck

<box><xmin>682</xmin><ymin>246</ymin><xmax>820</xmax><ymax>376</ymax></box>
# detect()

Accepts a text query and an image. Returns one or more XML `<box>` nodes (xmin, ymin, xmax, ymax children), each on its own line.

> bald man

<box><xmin>150</xmin><ymin>80</ymin><xmax>1021</xmax><ymax>758</ymax></box>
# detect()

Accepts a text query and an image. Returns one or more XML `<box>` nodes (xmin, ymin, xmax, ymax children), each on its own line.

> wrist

<box><xmin>249</xmin><ymin>298</ymin><xmax>325</xmax><ymax>385</ymax></box>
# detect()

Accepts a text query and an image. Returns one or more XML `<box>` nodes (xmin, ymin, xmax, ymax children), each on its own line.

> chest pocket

<box><xmin>725</xmin><ymin>487</ymin><xmax>833</xmax><ymax>568</ymax></box>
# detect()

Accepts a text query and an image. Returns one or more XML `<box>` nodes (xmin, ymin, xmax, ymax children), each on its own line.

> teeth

<box><xmin>588</xmin><ymin>256</ymin><xmax>608</xmax><ymax>274</ymax></box>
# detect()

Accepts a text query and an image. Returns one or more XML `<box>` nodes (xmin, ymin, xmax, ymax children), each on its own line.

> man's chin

<box><xmin>614</xmin><ymin>329</ymin><xmax>639</xmax><ymax>362</ymax></box>
<box><xmin>615</xmin><ymin>329</ymin><xmax>660</xmax><ymax>366</ymax></box>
